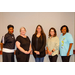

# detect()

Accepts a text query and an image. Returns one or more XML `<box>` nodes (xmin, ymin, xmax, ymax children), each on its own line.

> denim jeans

<box><xmin>35</xmin><ymin>57</ymin><xmax>44</xmax><ymax>62</ymax></box>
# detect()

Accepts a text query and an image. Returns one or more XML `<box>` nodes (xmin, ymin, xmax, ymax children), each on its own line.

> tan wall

<box><xmin>0</xmin><ymin>12</ymin><xmax>74</xmax><ymax>41</ymax></box>
<box><xmin>0</xmin><ymin>12</ymin><xmax>74</xmax><ymax>62</ymax></box>
<box><xmin>74</xmin><ymin>13</ymin><xmax>75</xmax><ymax>49</ymax></box>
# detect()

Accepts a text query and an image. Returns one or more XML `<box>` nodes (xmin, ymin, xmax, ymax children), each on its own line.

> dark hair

<box><xmin>49</xmin><ymin>27</ymin><xmax>57</xmax><ymax>37</ymax></box>
<box><xmin>34</xmin><ymin>25</ymin><xmax>46</xmax><ymax>39</ymax></box>
<box><xmin>35</xmin><ymin>25</ymin><xmax>45</xmax><ymax>36</ymax></box>
<box><xmin>60</xmin><ymin>25</ymin><xmax>69</xmax><ymax>32</ymax></box>
<box><xmin>7</xmin><ymin>24</ymin><xmax>14</xmax><ymax>29</ymax></box>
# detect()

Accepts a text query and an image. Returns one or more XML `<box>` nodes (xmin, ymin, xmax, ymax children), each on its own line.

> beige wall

<box><xmin>0</xmin><ymin>12</ymin><xmax>74</xmax><ymax>40</ymax></box>
<box><xmin>0</xmin><ymin>12</ymin><xmax>74</xmax><ymax>62</ymax></box>
<box><xmin>74</xmin><ymin>12</ymin><xmax>75</xmax><ymax>49</ymax></box>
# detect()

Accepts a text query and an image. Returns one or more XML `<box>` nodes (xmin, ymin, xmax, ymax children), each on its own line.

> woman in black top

<box><xmin>32</xmin><ymin>25</ymin><xmax>46</xmax><ymax>62</ymax></box>
<box><xmin>16</xmin><ymin>27</ymin><xmax>31</xmax><ymax>62</ymax></box>
<box><xmin>1</xmin><ymin>25</ymin><xmax>15</xmax><ymax>62</ymax></box>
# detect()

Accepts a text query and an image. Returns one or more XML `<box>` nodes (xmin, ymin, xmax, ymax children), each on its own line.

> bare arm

<box><xmin>28</xmin><ymin>43</ymin><xmax>32</xmax><ymax>53</ymax></box>
<box><xmin>67</xmin><ymin>43</ymin><xmax>73</xmax><ymax>56</ymax></box>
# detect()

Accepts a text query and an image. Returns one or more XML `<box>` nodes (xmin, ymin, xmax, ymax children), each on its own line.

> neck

<box><xmin>8</xmin><ymin>32</ymin><xmax>12</xmax><ymax>35</ymax></box>
<box><xmin>51</xmin><ymin>35</ymin><xmax>53</xmax><ymax>38</ymax></box>
<box><xmin>63</xmin><ymin>33</ymin><xmax>66</xmax><ymax>36</ymax></box>
<box><xmin>20</xmin><ymin>34</ymin><xmax>25</xmax><ymax>37</ymax></box>
<box><xmin>37</xmin><ymin>32</ymin><xmax>41</xmax><ymax>35</ymax></box>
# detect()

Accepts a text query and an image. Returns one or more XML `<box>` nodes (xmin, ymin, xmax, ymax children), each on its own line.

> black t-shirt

<box><xmin>3</xmin><ymin>33</ymin><xmax>15</xmax><ymax>49</ymax></box>
<box><xmin>16</xmin><ymin>35</ymin><xmax>30</xmax><ymax>51</ymax></box>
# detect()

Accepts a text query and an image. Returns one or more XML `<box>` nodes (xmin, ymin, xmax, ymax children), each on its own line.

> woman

<box><xmin>32</xmin><ymin>25</ymin><xmax>46</xmax><ymax>62</ymax></box>
<box><xmin>2</xmin><ymin>24</ymin><xmax>15</xmax><ymax>62</ymax></box>
<box><xmin>59</xmin><ymin>25</ymin><xmax>73</xmax><ymax>62</ymax></box>
<box><xmin>46</xmin><ymin>27</ymin><xmax>59</xmax><ymax>62</ymax></box>
<box><xmin>16</xmin><ymin>27</ymin><xmax>31</xmax><ymax>62</ymax></box>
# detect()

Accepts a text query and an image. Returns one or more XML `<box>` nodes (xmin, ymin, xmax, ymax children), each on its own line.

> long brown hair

<box><xmin>49</xmin><ymin>27</ymin><xmax>57</xmax><ymax>37</ymax></box>
<box><xmin>34</xmin><ymin>25</ymin><xmax>46</xmax><ymax>39</ymax></box>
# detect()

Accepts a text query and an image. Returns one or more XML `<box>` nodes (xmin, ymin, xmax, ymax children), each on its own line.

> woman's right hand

<box><xmin>34</xmin><ymin>51</ymin><xmax>40</xmax><ymax>55</ymax></box>
<box><xmin>25</xmin><ymin>51</ymin><xmax>30</xmax><ymax>54</ymax></box>
<box><xmin>48</xmin><ymin>51</ymin><xmax>52</xmax><ymax>55</ymax></box>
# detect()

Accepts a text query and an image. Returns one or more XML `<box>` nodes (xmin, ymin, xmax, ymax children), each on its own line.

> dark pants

<box><xmin>35</xmin><ymin>57</ymin><xmax>44</xmax><ymax>62</ymax></box>
<box><xmin>2</xmin><ymin>52</ymin><xmax>14</xmax><ymax>62</ymax></box>
<box><xmin>48</xmin><ymin>55</ymin><xmax>58</xmax><ymax>62</ymax></box>
<box><xmin>61</xmin><ymin>56</ymin><xmax>71</xmax><ymax>62</ymax></box>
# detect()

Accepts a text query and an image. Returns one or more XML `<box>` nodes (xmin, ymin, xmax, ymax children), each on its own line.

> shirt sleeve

<box><xmin>46</xmin><ymin>39</ymin><xmax>48</xmax><ymax>47</ymax></box>
<box><xmin>3</xmin><ymin>34</ymin><xmax>8</xmax><ymax>44</ymax></box>
<box><xmin>32</xmin><ymin>35</ymin><xmax>36</xmax><ymax>51</ymax></box>
<box><xmin>16</xmin><ymin>36</ymin><xmax>21</xmax><ymax>43</ymax></box>
<box><xmin>39</xmin><ymin>35</ymin><xmax>46</xmax><ymax>53</ymax></box>
<box><xmin>67</xmin><ymin>33</ymin><xmax>73</xmax><ymax>44</ymax></box>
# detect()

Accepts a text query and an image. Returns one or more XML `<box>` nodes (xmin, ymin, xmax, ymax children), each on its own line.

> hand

<box><xmin>34</xmin><ymin>51</ymin><xmax>40</xmax><ymax>55</ymax></box>
<box><xmin>25</xmin><ymin>51</ymin><xmax>30</xmax><ymax>54</ymax></box>
<box><xmin>53</xmin><ymin>49</ymin><xmax>55</xmax><ymax>52</ymax></box>
<box><xmin>67</xmin><ymin>51</ymin><xmax>70</xmax><ymax>56</ymax></box>
<box><xmin>48</xmin><ymin>51</ymin><xmax>52</xmax><ymax>55</ymax></box>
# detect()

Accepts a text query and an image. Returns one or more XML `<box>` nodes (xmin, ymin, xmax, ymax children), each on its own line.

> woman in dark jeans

<box><xmin>32</xmin><ymin>25</ymin><xmax>46</xmax><ymax>62</ymax></box>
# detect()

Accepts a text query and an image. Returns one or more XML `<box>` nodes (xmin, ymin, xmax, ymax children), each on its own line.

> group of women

<box><xmin>1</xmin><ymin>24</ymin><xmax>73</xmax><ymax>62</ymax></box>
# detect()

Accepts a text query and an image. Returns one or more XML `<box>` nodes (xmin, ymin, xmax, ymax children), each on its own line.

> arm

<box><xmin>46</xmin><ymin>47</ymin><xmax>52</xmax><ymax>55</ymax></box>
<box><xmin>67</xmin><ymin>34</ymin><xmax>73</xmax><ymax>56</ymax></box>
<box><xmin>39</xmin><ymin>35</ymin><xmax>46</xmax><ymax>53</ymax></box>
<box><xmin>67</xmin><ymin>43</ymin><xmax>73</xmax><ymax>56</ymax></box>
<box><xmin>28</xmin><ymin>43</ymin><xmax>32</xmax><ymax>53</ymax></box>
<box><xmin>32</xmin><ymin>35</ymin><xmax>36</xmax><ymax>51</ymax></box>
<box><xmin>52</xmin><ymin>37</ymin><xmax>59</xmax><ymax>54</ymax></box>
<box><xmin>16</xmin><ymin>41</ymin><xmax>29</xmax><ymax>54</ymax></box>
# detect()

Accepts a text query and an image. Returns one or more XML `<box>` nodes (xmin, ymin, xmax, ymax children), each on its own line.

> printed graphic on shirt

<box><xmin>61</xmin><ymin>38</ymin><xmax>65</xmax><ymax>49</ymax></box>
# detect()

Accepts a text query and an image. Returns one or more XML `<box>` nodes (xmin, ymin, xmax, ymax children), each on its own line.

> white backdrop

<box><xmin>0</xmin><ymin>12</ymin><xmax>74</xmax><ymax>62</ymax></box>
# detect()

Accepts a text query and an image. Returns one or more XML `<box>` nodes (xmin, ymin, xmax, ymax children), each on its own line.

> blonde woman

<box><xmin>16</xmin><ymin>27</ymin><xmax>31</xmax><ymax>62</ymax></box>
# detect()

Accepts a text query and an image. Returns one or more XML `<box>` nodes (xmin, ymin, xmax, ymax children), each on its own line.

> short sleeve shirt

<box><xmin>16</xmin><ymin>35</ymin><xmax>30</xmax><ymax>51</ymax></box>
<box><xmin>59</xmin><ymin>33</ymin><xmax>73</xmax><ymax>56</ymax></box>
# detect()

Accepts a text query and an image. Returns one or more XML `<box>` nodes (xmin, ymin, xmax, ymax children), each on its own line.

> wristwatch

<box><xmin>52</xmin><ymin>50</ymin><xmax>54</xmax><ymax>52</ymax></box>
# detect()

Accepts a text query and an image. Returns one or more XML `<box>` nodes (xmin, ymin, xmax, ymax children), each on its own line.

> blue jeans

<box><xmin>35</xmin><ymin>57</ymin><xmax>44</xmax><ymax>62</ymax></box>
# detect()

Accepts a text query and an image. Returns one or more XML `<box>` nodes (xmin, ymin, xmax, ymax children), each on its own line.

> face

<box><xmin>61</xmin><ymin>27</ymin><xmax>67</xmax><ymax>34</ymax></box>
<box><xmin>8</xmin><ymin>27</ymin><xmax>14</xmax><ymax>34</ymax></box>
<box><xmin>37</xmin><ymin>26</ymin><xmax>41</xmax><ymax>33</ymax></box>
<box><xmin>20</xmin><ymin>28</ymin><xmax>26</xmax><ymax>35</ymax></box>
<box><xmin>50</xmin><ymin>29</ymin><xmax>55</xmax><ymax>36</ymax></box>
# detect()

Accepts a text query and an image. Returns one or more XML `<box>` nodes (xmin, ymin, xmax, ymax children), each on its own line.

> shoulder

<box><xmin>16</xmin><ymin>35</ymin><xmax>21</xmax><ymax>38</ymax></box>
<box><xmin>4</xmin><ymin>33</ymin><xmax>9</xmax><ymax>37</ymax></box>
<box><xmin>4</xmin><ymin>33</ymin><xmax>10</xmax><ymax>38</ymax></box>
<box><xmin>26</xmin><ymin>36</ymin><xmax>30</xmax><ymax>40</ymax></box>
<box><xmin>42</xmin><ymin>34</ymin><xmax>46</xmax><ymax>38</ymax></box>
<box><xmin>55</xmin><ymin>36</ymin><xmax>59</xmax><ymax>39</ymax></box>
<box><xmin>32</xmin><ymin>34</ymin><xmax>36</xmax><ymax>38</ymax></box>
<box><xmin>16</xmin><ymin>35</ymin><xmax>22</xmax><ymax>40</ymax></box>
<box><xmin>66</xmin><ymin>33</ymin><xmax>72</xmax><ymax>36</ymax></box>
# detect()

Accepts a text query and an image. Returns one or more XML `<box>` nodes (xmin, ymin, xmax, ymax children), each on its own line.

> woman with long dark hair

<box><xmin>32</xmin><ymin>25</ymin><xmax>46</xmax><ymax>62</ymax></box>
